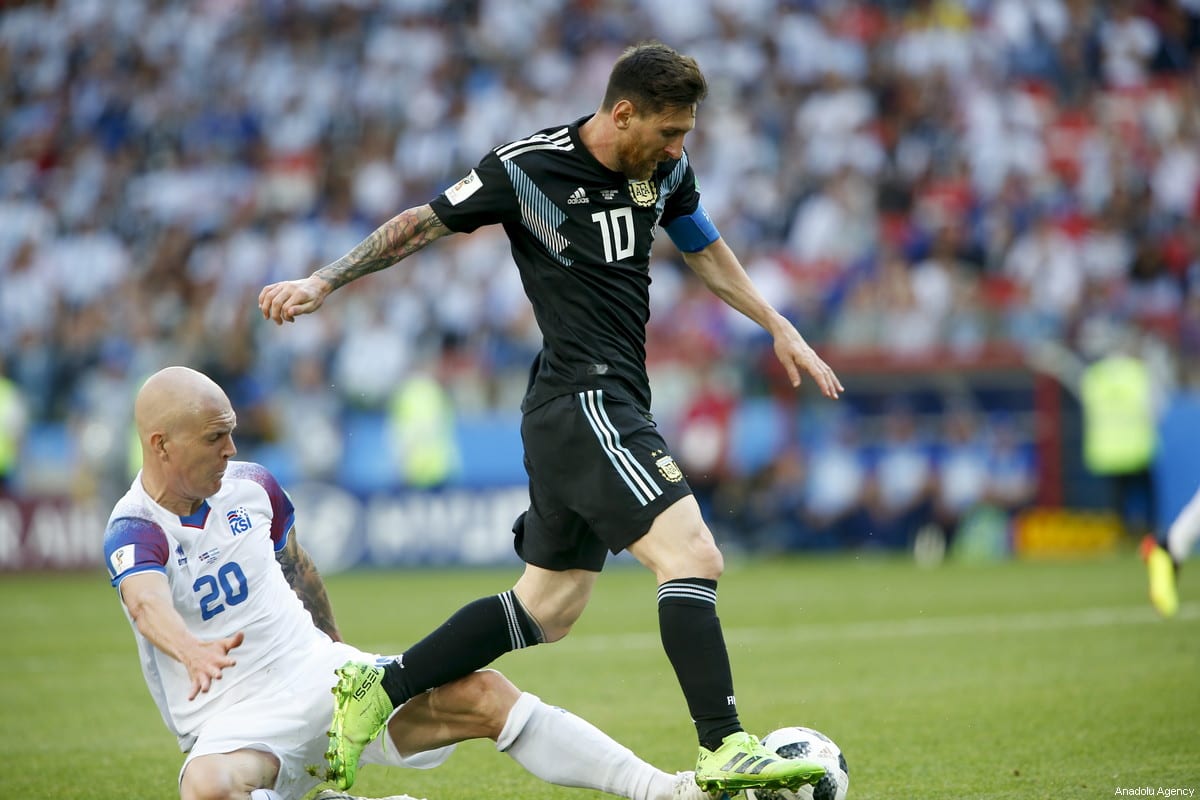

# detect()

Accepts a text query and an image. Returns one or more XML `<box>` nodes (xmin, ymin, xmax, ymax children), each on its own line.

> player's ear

<box><xmin>150</xmin><ymin>431</ymin><xmax>168</xmax><ymax>460</ymax></box>
<box><xmin>612</xmin><ymin>99</ymin><xmax>634</xmax><ymax>130</ymax></box>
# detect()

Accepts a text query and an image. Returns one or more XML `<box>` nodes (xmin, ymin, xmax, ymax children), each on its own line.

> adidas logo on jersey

<box><xmin>567</xmin><ymin>186</ymin><xmax>589</xmax><ymax>205</ymax></box>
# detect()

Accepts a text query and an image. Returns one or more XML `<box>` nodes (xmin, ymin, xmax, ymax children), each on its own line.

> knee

<box><xmin>179</xmin><ymin>763</ymin><xmax>238</xmax><ymax>800</ymax></box>
<box><xmin>180</xmin><ymin>752</ymin><xmax>276</xmax><ymax>800</ymax></box>
<box><xmin>662</xmin><ymin>533</ymin><xmax>724</xmax><ymax>581</ymax></box>
<box><xmin>452</xmin><ymin>669</ymin><xmax>517</xmax><ymax>711</ymax></box>
<box><xmin>631</xmin><ymin>500</ymin><xmax>725</xmax><ymax>581</ymax></box>
<box><xmin>511</xmin><ymin>567</ymin><xmax>597</xmax><ymax>644</ymax></box>
<box><xmin>520</xmin><ymin>599</ymin><xmax>584</xmax><ymax>644</ymax></box>
<box><xmin>433</xmin><ymin>669</ymin><xmax>519</xmax><ymax>739</ymax></box>
<box><xmin>691</xmin><ymin>537</ymin><xmax>724</xmax><ymax>579</ymax></box>
<box><xmin>537</xmin><ymin>615</ymin><xmax>576</xmax><ymax>643</ymax></box>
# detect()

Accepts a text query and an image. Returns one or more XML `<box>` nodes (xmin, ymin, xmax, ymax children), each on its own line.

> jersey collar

<box><xmin>178</xmin><ymin>500</ymin><xmax>212</xmax><ymax>529</ymax></box>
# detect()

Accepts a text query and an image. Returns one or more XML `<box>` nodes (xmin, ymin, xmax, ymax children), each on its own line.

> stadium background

<box><xmin>2</xmin><ymin>0</ymin><xmax>1200</xmax><ymax>572</ymax></box>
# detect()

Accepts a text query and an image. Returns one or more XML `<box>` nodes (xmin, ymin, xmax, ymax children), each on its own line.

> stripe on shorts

<box><xmin>577</xmin><ymin>390</ymin><xmax>662</xmax><ymax>506</ymax></box>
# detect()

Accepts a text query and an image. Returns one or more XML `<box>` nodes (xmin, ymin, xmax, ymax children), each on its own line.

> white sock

<box><xmin>1167</xmin><ymin>487</ymin><xmax>1200</xmax><ymax>564</ymax></box>
<box><xmin>249</xmin><ymin>791</ymin><xmax>283</xmax><ymax>800</ymax></box>
<box><xmin>497</xmin><ymin>692</ymin><xmax>674</xmax><ymax>800</ymax></box>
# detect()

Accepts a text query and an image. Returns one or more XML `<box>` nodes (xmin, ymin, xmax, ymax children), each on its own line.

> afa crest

<box><xmin>628</xmin><ymin>180</ymin><xmax>658</xmax><ymax>207</ymax></box>
<box><xmin>655</xmin><ymin>454</ymin><xmax>683</xmax><ymax>483</ymax></box>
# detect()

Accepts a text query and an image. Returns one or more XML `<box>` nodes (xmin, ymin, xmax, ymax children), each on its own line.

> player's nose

<box><xmin>664</xmin><ymin>133</ymin><xmax>687</xmax><ymax>160</ymax></box>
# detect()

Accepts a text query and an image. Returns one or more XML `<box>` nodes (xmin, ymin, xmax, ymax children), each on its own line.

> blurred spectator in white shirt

<box><xmin>865</xmin><ymin>401</ymin><xmax>936</xmax><ymax>549</ymax></box>
<box><xmin>1002</xmin><ymin>214</ymin><xmax>1083</xmax><ymax>343</ymax></box>
<box><xmin>933</xmin><ymin>402</ymin><xmax>990</xmax><ymax>545</ymax></box>
<box><xmin>1099</xmin><ymin>0</ymin><xmax>1160</xmax><ymax>88</ymax></box>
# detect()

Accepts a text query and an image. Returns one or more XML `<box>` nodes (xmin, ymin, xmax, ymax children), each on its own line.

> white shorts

<box><xmin>181</xmin><ymin>640</ymin><xmax>455</xmax><ymax>800</ymax></box>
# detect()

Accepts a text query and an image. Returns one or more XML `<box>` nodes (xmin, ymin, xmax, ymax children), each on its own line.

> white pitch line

<box><xmin>538</xmin><ymin>602</ymin><xmax>1200</xmax><ymax>654</ymax></box>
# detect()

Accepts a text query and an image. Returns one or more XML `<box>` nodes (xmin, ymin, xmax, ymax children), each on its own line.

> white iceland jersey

<box><xmin>104</xmin><ymin>462</ymin><xmax>326</xmax><ymax>743</ymax></box>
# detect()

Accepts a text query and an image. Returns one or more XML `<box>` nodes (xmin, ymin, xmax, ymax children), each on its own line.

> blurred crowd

<box><xmin>2</xmin><ymin>0</ymin><xmax>1199</xmax><ymax>548</ymax></box>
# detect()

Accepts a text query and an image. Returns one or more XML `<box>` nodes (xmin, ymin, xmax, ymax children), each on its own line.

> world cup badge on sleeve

<box><xmin>109</xmin><ymin>544</ymin><xmax>136</xmax><ymax>577</ymax></box>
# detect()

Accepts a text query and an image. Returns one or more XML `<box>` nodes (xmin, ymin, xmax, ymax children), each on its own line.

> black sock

<box><xmin>658</xmin><ymin>578</ymin><xmax>742</xmax><ymax>751</ymax></box>
<box><xmin>380</xmin><ymin>589</ymin><xmax>543</xmax><ymax>707</ymax></box>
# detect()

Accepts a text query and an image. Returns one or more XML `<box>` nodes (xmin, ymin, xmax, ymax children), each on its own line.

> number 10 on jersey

<box><xmin>591</xmin><ymin>208</ymin><xmax>635</xmax><ymax>263</ymax></box>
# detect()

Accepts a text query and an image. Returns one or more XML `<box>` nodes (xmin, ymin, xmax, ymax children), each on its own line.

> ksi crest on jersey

<box><xmin>226</xmin><ymin>506</ymin><xmax>252</xmax><ymax>535</ymax></box>
<box><xmin>628</xmin><ymin>179</ymin><xmax>658</xmax><ymax>207</ymax></box>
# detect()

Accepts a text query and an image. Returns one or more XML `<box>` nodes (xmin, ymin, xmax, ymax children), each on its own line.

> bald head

<box><xmin>135</xmin><ymin>366</ymin><xmax>231</xmax><ymax>445</ymax></box>
<box><xmin>135</xmin><ymin>367</ymin><xmax>238</xmax><ymax>513</ymax></box>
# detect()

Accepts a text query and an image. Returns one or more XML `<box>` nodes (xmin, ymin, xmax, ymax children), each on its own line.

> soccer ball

<box><xmin>748</xmin><ymin>726</ymin><xmax>849</xmax><ymax>800</ymax></box>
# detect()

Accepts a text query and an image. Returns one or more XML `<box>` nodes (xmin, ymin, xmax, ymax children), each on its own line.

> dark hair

<box><xmin>600</xmin><ymin>42</ymin><xmax>708</xmax><ymax>114</ymax></box>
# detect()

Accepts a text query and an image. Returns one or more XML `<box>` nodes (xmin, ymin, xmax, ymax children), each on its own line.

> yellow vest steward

<box><xmin>1080</xmin><ymin>355</ymin><xmax>1156</xmax><ymax>475</ymax></box>
<box><xmin>390</xmin><ymin>375</ymin><xmax>458</xmax><ymax>488</ymax></box>
<box><xmin>0</xmin><ymin>377</ymin><xmax>21</xmax><ymax>474</ymax></box>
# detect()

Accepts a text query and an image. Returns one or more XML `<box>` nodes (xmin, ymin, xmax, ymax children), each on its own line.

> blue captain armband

<box><xmin>664</xmin><ymin>205</ymin><xmax>720</xmax><ymax>253</ymax></box>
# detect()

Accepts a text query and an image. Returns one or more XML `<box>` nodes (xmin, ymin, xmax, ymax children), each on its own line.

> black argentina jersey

<box><xmin>429</xmin><ymin>116</ymin><xmax>701</xmax><ymax>412</ymax></box>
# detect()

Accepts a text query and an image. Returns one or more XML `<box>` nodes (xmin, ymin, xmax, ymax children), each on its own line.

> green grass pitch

<box><xmin>2</xmin><ymin>553</ymin><xmax>1196</xmax><ymax>799</ymax></box>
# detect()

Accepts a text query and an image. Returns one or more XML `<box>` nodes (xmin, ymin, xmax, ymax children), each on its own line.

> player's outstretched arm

<box><xmin>276</xmin><ymin>527</ymin><xmax>342</xmax><ymax>642</ymax></box>
<box><xmin>120</xmin><ymin>571</ymin><xmax>244</xmax><ymax>700</ymax></box>
<box><xmin>682</xmin><ymin>238</ymin><xmax>843</xmax><ymax>399</ymax></box>
<box><xmin>258</xmin><ymin>204</ymin><xmax>453</xmax><ymax>324</ymax></box>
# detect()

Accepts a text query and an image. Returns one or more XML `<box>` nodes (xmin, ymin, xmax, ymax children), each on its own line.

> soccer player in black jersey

<box><xmin>259</xmin><ymin>42</ymin><xmax>844</xmax><ymax>795</ymax></box>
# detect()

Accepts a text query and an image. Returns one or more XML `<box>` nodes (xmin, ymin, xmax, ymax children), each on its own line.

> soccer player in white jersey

<box><xmin>1146</xmin><ymin>481</ymin><xmax>1200</xmax><ymax>617</ymax></box>
<box><xmin>105</xmin><ymin>366</ymin><xmax>717</xmax><ymax>800</ymax></box>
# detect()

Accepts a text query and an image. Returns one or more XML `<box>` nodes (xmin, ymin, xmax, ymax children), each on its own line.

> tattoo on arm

<box><xmin>276</xmin><ymin>531</ymin><xmax>342</xmax><ymax>642</ymax></box>
<box><xmin>313</xmin><ymin>205</ymin><xmax>450</xmax><ymax>290</ymax></box>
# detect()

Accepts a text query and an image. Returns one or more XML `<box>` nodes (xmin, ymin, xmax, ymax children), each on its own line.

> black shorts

<box><xmin>514</xmin><ymin>389</ymin><xmax>693</xmax><ymax>572</ymax></box>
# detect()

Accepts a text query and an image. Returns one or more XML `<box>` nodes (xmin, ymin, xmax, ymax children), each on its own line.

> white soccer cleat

<box><xmin>671</xmin><ymin>770</ymin><xmax>732</xmax><ymax>800</ymax></box>
<box><xmin>313</xmin><ymin>790</ymin><xmax>427</xmax><ymax>800</ymax></box>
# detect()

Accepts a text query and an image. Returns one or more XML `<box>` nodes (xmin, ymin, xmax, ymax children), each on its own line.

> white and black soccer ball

<box><xmin>748</xmin><ymin>726</ymin><xmax>850</xmax><ymax>800</ymax></box>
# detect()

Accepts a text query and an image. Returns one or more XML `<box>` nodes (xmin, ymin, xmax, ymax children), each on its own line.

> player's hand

<box><xmin>184</xmin><ymin>630</ymin><xmax>245</xmax><ymax>701</ymax></box>
<box><xmin>258</xmin><ymin>277</ymin><xmax>331</xmax><ymax>324</ymax></box>
<box><xmin>774</xmin><ymin>332</ymin><xmax>843</xmax><ymax>400</ymax></box>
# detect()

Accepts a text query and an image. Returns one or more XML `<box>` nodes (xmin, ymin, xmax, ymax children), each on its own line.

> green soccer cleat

<box><xmin>1147</xmin><ymin>545</ymin><xmax>1179</xmax><ymax>618</ymax></box>
<box><xmin>694</xmin><ymin>731</ymin><xmax>825</xmax><ymax>793</ymax></box>
<box><xmin>325</xmin><ymin>661</ymin><xmax>395</xmax><ymax>790</ymax></box>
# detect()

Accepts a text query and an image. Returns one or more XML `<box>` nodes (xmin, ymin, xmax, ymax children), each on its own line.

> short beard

<box><xmin>620</xmin><ymin>159</ymin><xmax>656</xmax><ymax>181</ymax></box>
<box><xmin>615</xmin><ymin>142</ymin><xmax>656</xmax><ymax>180</ymax></box>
